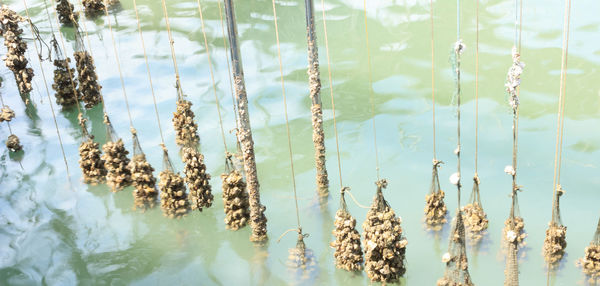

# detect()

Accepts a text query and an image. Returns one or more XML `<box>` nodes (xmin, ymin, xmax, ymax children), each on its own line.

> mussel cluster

<box><xmin>101</xmin><ymin>139</ymin><xmax>132</xmax><ymax>191</ymax></box>
<box><xmin>221</xmin><ymin>169</ymin><xmax>249</xmax><ymax>230</ymax></box>
<box><xmin>6</xmin><ymin>134</ymin><xmax>22</xmax><ymax>152</ymax></box>
<box><xmin>78</xmin><ymin>138</ymin><xmax>106</xmax><ymax>184</ymax></box>
<box><xmin>182</xmin><ymin>147</ymin><xmax>213</xmax><ymax>211</ymax></box>
<box><xmin>56</xmin><ymin>0</ymin><xmax>77</xmax><ymax>25</ymax></box>
<box><xmin>580</xmin><ymin>243</ymin><xmax>600</xmax><ymax>283</ymax></box>
<box><xmin>424</xmin><ymin>190</ymin><xmax>448</xmax><ymax>230</ymax></box>
<box><xmin>74</xmin><ymin>51</ymin><xmax>102</xmax><ymax>108</ymax></box>
<box><xmin>172</xmin><ymin>99</ymin><xmax>199</xmax><ymax>147</ymax></box>
<box><xmin>462</xmin><ymin>203</ymin><xmax>489</xmax><ymax>242</ymax></box>
<box><xmin>159</xmin><ymin>169</ymin><xmax>189</xmax><ymax>218</ymax></box>
<box><xmin>0</xmin><ymin>6</ymin><xmax>34</xmax><ymax>94</ymax></box>
<box><xmin>503</xmin><ymin>216</ymin><xmax>527</xmax><ymax>246</ymax></box>
<box><xmin>331</xmin><ymin>207</ymin><xmax>363</xmax><ymax>271</ymax></box>
<box><xmin>542</xmin><ymin>223</ymin><xmax>567</xmax><ymax>265</ymax></box>
<box><xmin>52</xmin><ymin>58</ymin><xmax>79</xmax><ymax>107</ymax></box>
<box><xmin>362</xmin><ymin>180</ymin><xmax>408</xmax><ymax>283</ymax></box>
<box><xmin>129</xmin><ymin>154</ymin><xmax>157</xmax><ymax>209</ymax></box>
<box><xmin>0</xmin><ymin>106</ymin><xmax>15</xmax><ymax>122</ymax></box>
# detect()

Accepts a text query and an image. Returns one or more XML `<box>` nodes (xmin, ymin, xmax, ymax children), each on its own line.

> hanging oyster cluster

<box><xmin>182</xmin><ymin>147</ymin><xmax>213</xmax><ymax>211</ymax></box>
<box><xmin>503</xmin><ymin>216</ymin><xmax>527</xmax><ymax>246</ymax></box>
<box><xmin>425</xmin><ymin>190</ymin><xmax>447</xmax><ymax>228</ymax></box>
<box><xmin>462</xmin><ymin>203</ymin><xmax>488</xmax><ymax>242</ymax></box>
<box><xmin>0</xmin><ymin>106</ymin><xmax>15</xmax><ymax>122</ymax></box>
<box><xmin>6</xmin><ymin>134</ymin><xmax>22</xmax><ymax>152</ymax></box>
<box><xmin>172</xmin><ymin>99</ymin><xmax>199</xmax><ymax>147</ymax></box>
<box><xmin>437</xmin><ymin>213</ymin><xmax>474</xmax><ymax>286</ymax></box>
<box><xmin>129</xmin><ymin>153</ymin><xmax>157</xmax><ymax>209</ymax></box>
<box><xmin>159</xmin><ymin>168</ymin><xmax>189</xmax><ymax>218</ymax></box>
<box><xmin>331</xmin><ymin>191</ymin><xmax>363</xmax><ymax>272</ymax></box>
<box><xmin>424</xmin><ymin>161</ymin><xmax>447</xmax><ymax>230</ymax></box>
<box><xmin>52</xmin><ymin>58</ymin><xmax>79</xmax><ymax>107</ymax></box>
<box><xmin>56</xmin><ymin>0</ymin><xmax>77</xmax><ymax>25</ymax></box>
<box><xmin>542</xmin><ymin>223</ymin><xmax>567</xmax><ymax>265</ymax></box>
<box><xmin>362</xmin><ymin>179</ymin><xmax>408</xmax><ymax>283</ymax></box>
<box><xmin>0</xmin><ymin>6</ymin><xmax>34</xmax><ymax>94</ymax></box>
<box><xmin>74</xmin><ymin>51</ymin><xmax>102</xmax><ymax>108</ymax></box>
<box><xmin>221</xmin><ymin>168</ymin><xmax>249</xmax><ymax>230</ymax></box>
<box><xmin>101</xmin><ymin>137</ymin><xmax>132</xmax><ymax>191</ymax></box>
<box><xmin>78</xmin><ymin>138</ymin><xmax>106</xmax><ymax>184</ymax></box>
<box><xmin>580</xmin><ymin>244</ymin><xmax>600</xmax><ymax>283</ymax></box>
<box><xmin>288</xmin><ymin>232</ymin><xmax>316</xmax><ymax>269</ymax></box>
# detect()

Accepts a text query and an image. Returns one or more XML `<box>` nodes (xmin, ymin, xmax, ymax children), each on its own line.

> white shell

<box><xmin>442</xmin><ymin>252</ymin><xmax>451</xmax><ymax>263</ymax></box>
<box><xmin>504</xmin><ymin>165</ymin><xmax>516</xmax><ymax>176</ymax></box>
<box><xmin>506</xmin><ymin>230</ymin><xmax>517</xmax><ymax>242</ymax></box>
<box><xmin>449</xmin><ymin>172</ymin><xmax>460</xmax><ymax>185</ymax></box>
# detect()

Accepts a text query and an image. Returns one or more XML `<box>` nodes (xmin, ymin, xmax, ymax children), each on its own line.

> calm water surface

<box><xmin>0</xmin><ymin>0</ymin><xmax>599</xmax><ymax>285</ymax></box>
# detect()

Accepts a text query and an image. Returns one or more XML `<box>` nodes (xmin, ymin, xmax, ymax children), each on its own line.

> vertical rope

<box><xmin>551</xmin><ymin>0</ymin><xmax>572</xmax><ymax>225</ymax></box>
<box><xmin>159</xmin><ymin>0</ymin><xmax>185</xmax><ymax>101</ymax></box>
<box><xmin>196</xmin><ymin>0</ymin><xmax>228</xmax><ymax>154</ymax></box>
<box><xmin>216</xmin><ymin>0</ymin><xmax>239</xmax><ymax>138</ymax></box>
<box><xmin>474</xmin><ymin>0</ymin><xmax>479</xmax><ymax>174</ymax></box>
<box><xmin>270</xmin><ymin>0</ymin><xmax>300</xmax><ymax>229</ymax></box>
<box><xmin>22</xmin><ymin>0</ymin><xmax>71</xmax><ymax>179</ymax></box>
<box><xmin>131</xmin><ymin>0</ymin><xmax>165</xmax><ymax>145</ymax></box>
<box><xmin>319</xmin><ymin>0</ymin><xmax>343</xmax><ymax>189</ymax></box>
<box><xmin>430</xmin><ymin>0</ymin><xmax>436</xmax><ymax>161</ymax></box>
<box><xmin>362</xmin><ymin>0</ymin><xmax>380</xmax><ymax>180</ymax></box>
<box><xmin>102</xmin><ymin>0</ymin><xmax>133</xmax><ymax>129</ymax></box>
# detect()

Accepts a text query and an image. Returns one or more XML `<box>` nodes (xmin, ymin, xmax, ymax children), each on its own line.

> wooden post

<box><xmin>223</xmin><ymin>0</ymin><xmax>267</xmax><ymax>242</ymax></box>
<box><xmin>305</xmin><ymin>0</ymin><xmax>329</xmax><ymax>198</ymax></box>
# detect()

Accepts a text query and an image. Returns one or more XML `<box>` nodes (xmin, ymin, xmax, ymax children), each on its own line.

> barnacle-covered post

<box><xmin>224</xmin><ymin>0</ymin><xmax>267</xmax><ymax>242</ymax></box>
<box><xmin>0</xmin><ymin>6</ymin><xmax>34</xmax><ymax>95</ymax></box>
<box><xmin>304</xmin><ymin>0</ymin><xmax>328</xmax><ymax>198</ymax></box>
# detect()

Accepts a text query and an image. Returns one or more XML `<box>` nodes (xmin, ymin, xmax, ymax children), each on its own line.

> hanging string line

<box><xmin>362</xmin><ymin>0</ymin><xmax>381</xmax><ymax>180</ymax></box>
<box><xmin>22</xmin><ymin>0</ymin><xmax>71</xmax><ymax>179</ymax></box>
<box><xmin>196</xmin><ymin>0</ymin><xmax>228</xmax><ymax>153</ymax></box>
<box><xmin>270</xmin><ymin>0</ymin><xmax>301</xmax><ymax>230</ymax></box>
<box><xmin>551</xmin><ymin>0</ymin><xmax>572</xmax><ymax>224</ymax></box>
<box><xmin>319</xmin><ymin>0</ymin><xmax>343</xmax><ymax>189</ymax></box>
<box><xmin>556</xmin><ymin>0</ymin><xmax>571</xmax><ymax>188</ymax></box>
<box><xmin>131</xmin><ymin>0</ymin><xmax>165</xmax><ymax>145</ymax></box>
<box><xmin>510</xmin><ymin>0</ymin><xmax>521</xmax><ymax>218</ymax></box>
<box><xmin>216</xmin><ymin>0</ymin><xmax>239</xmax><ymax>137</ymax></box>
<box><xmin>430</xmin><ymin>0</ymin><xmax>436</xmax><ymax>161</ymax></box>
<box><xmin>474</xmin><ymin>0</ymin><xmax>479</xmax><ymax>174</ymax></box>
<box><xmin>102</xmin><ymin>0</ymin><xmax>134</xmax><ymax>129</ymax></box>
<box><xmin>160</xmin><ymin>0</ymin><xmax>185</xmax><ymax>101</ymax></box>
<box><xmin>455</xmin><ymin>0</ymin><xmax>462</xmax><ymax>206</ymax></box>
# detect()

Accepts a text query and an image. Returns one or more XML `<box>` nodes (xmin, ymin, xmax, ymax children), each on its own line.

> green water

<box><xmin>1</xmin><ymin>0</ymin><xmax>599</xmax><ymax>285</ymax></box>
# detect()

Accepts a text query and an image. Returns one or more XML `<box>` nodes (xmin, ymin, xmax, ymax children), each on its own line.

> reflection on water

<box><xmin>0</xmin><ymin>0</ymin><xmax>599</xmax><ymax>284</ymax></box>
